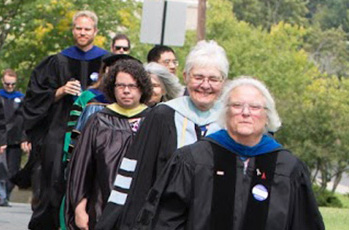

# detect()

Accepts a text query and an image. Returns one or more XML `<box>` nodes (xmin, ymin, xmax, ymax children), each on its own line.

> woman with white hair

<box><xmin>134</xmin><ymin>76</ymin><xmax>325</xmax><ymax>230</ymax></box>
<box><xmin>145</xmin><ymin>62</ymin><xmax>184</xmax><ymax>107</ymax></box>
<box><xmin>96</xmin><ymin>40</ymin><xmax>228</xmax><ymax>230</ymax></box>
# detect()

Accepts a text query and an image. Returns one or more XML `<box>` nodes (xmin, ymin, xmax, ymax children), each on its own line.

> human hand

<box><xmin>75</xmin><ymin>208</ymin><xmax>89</xmax><ymax>230</ymax></box>
<box><xmin>75</xmin><ymin>198</ymin><xmax>89</xmax><ymax>230</ymax></box>
<box><xmin>63</xmin><ymin>79</ymin><xmax>82</xmax><ymax>96</ymax></box>
<box><xmin>55</xmin><ymin>79</ymin><xmax>81</xmax><ymax>101</ymax></box>
<box><xmin>21</xmin><ymin>141</ymin><xmax>32</xmax><ymax>153</ymax></box>
<box><xmin>0</xmin><ymin>145</ymin><xmax>7</xmax><ymax>154</ymax></box>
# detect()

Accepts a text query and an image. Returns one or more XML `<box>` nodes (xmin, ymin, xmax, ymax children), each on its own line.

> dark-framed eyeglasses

<box><xmin>161</xmin><ymin>59</ymin><xmax>179</xmax><ymax>67</ymax></box>
<box><xmin>4</xmin><ymin>82</ymin><xmax>16</xmax><ymax>86</ymax></box>
<box><xmin>115</xmin><ymin>83</ymin><xmax>138</xmax><ymax>90</ymax></box>
<box><xmin>114</xmin><ymin>46</ymin><xmax>130</xmax><ymax>52</ymax></box>
<box><xmin>228</xmin><ymin>102</ymin><xmax>268</xmax><ymax>115</ymax></box>
<box><xmin>190</xmin><ymin>73</ymin><xmax>223</xmax><ymax>86</ymax></box>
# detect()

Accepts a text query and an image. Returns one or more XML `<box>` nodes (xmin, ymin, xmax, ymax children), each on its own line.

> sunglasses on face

<box><xmin>4</xmin><ymin>82</ymin><xmax>16</xmax><ymax>86</ymax></box>
<box><xmin>114</xmin><ymin>46</ymin><xmax>130</xmax><ymax>52</ymax></box>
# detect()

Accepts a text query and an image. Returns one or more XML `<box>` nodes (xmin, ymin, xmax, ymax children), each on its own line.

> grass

<box><xmin>319</xmin><ymin>193</ymin><xmax>349</xmax><ymax>230</ymax></box>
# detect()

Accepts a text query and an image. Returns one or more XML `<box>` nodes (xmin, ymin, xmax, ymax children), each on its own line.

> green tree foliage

<box><xmin>307</xmin><ymin>0</ymin><xmax>349</xmax><ymax>34</ymax></box>
<box><xmin>231</xmin><ymin>0</ymin><xmax>309</xmax><ymax>29</ymax></box>
<box><xmin>303</xmin><ymin>26</ymin><xmax>349</xmax><ymax>79</ymax></box>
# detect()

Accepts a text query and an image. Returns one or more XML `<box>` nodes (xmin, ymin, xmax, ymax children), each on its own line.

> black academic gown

<box><xmin>0</xmin><ymin>101</ymin><xmax>6</xmax><ymax>146</ymax></box>
<box><xmin>65</xmin><ymin>106</ymin><xmax>149</xmax><ymax>230</ymax></box>
<box><xmin>0</xmin><ymin>90</ymin><xmax>25</xmax><ymax>195</ymax></box>
<box><xmin>96</xmin><ymin>101</ymin><xmax>221</xmax><ymax>230</ymax></box>
<box><xmin>23</xmin><ymin>46</ymin><xmax>107</xmax><ymax>229</ymax></box>
<box><xmin>134</xmin><ymin>139</ymin><xmax>325</xmax><ymax>230</ymax></box>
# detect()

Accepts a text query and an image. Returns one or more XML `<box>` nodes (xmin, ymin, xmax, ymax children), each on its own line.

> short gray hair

<box><xmin>72</xmin><ymin>10</ymin><xmax>98</xmax><ymax>29</ymax></box>
<box><xmin>219</xmin><ymin>76</ymin><xmax>282</xmax><ymax>132</ymax></box>
<box><xmin>184</xmin><ymin>40</ymin><xmax>229</xmax><ymax>79</ymax></box>
<box><xmin>145</xmin><ymin>62</ymin><xmax>184</xmax><ymax>102</ymax></box>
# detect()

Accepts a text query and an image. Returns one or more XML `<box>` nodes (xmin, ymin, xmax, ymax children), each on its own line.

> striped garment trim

<box><xmin>108</xmin><ymin>190</ymin><xmax>128</xmax><ymax>205</ymax></box>
<box><xmin>119</xmin><ymin>158</ymin><xmax>137</xmax><ymax>172</ymax></box>
<box><xmin>114</xmin><ymin>174</ymin><xmax>132</xmax><ymax>189</ymax></box>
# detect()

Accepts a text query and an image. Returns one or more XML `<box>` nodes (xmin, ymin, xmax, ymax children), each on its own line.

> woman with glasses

<box><xmin>145</xmin><ymin>62</ymin><xmax>184</xmax><ymax>107</ymax></box>
<box><xmin>96</xmin><ymin>40</ymin><xmax>228</xmax><ymax>230</ymax></box>
<box><xmin>65</xmin><ymin>59</ymin><xmax>152</xmax><ymax>230</ymax></box>
<box><xmin>135</xmin><ymin>77</ymin><xmax>324</xmax><ymax>230</ymax></box>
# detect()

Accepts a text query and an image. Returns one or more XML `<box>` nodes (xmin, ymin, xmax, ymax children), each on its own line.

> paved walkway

<box><xmin>0</xmin><ymin>202</ymin><xmax>31</xmax><ymax>230</ymax></box>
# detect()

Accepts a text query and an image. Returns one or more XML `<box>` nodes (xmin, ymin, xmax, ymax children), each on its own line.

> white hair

<box><xmin>145</xmin><ymin>62</ymin><xmax>184</xmax><ymax>101</ymax></box>
<box><xmin>184</xmin><ymin>40</ymin><xmax>229</xmax><ymax>79</ymax></box>
<box><xmin>218</xmin><ymin>76</ymin><xmax>282</xmax><ymax>132</ymax></box>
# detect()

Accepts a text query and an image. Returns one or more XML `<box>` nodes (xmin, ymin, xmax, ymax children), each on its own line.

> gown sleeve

<box><xmin>22</xmin><ymin>55</ymin><xmax>60</xmax><ymax>131</ymax></box>
<box><xmin>134</xmin><ymin>148</ymin><xmax>195</xmax><ymax>230</ymax></box>
<box><xmin>65</xmin><ymin>113</ymin><xmax>98</xmax><ymax>229</ymax></box>
<box><xmin>288</xmin><ymin>161</ymin><xmax>325</xmax><ymax>230</ymax></box>
<box><xmin>0</xmin><ymin>101</ymin><xmax>6</xmax><ymax>146</ymax></box>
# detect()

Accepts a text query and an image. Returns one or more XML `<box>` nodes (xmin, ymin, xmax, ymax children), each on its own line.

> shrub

<box><xmin>313</xmin><ymin>185</ymin><xmax>343</xmax><ymax>208</ymax></box>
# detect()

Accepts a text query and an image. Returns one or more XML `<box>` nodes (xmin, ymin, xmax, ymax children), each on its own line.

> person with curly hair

<box><xmin>96</xmin><ymin>40</ymin><xmax>228</xmax><ymax>230</ymax></box>
<box><xmin>65</xmin><ymin>59</ymin><xmax>152</xmax><ymax>230</ymax></box>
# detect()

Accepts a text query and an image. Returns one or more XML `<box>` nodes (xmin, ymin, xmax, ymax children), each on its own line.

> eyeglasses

<box><xmin>115</xmin><ymin>83</ymin><xmax>138</xmax><ymax>90</ymax></box>
<box><xmin>228</xmin><ymin>102</ymin><xmax>267</xmax><ymax>115</ymax></box>
<box><xmin>161</xmin><ymin>59</ymin><xmax>179</xmax><ymax>67</ymax></box>
<box><xmin>114</xmin><ymin>46</ymin><xmax>130</xmax><ymax>52</ymax></box>
<box><xmin>190</xmin><ymin>74</ymin><xmax>223</xmax><ymax>86</ymax></box>
<box><xmin>4</xmin><ymin>82</ymin><xmax>16</xmax><ymax>86</ymax></box>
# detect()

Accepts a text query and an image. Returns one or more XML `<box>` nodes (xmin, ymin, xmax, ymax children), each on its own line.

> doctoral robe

<box><xmin>0</xmin><ymin>101</ymin><xmax>5</xmax><ymax>146</ymax></box>
<box><xmin>23</xmin><ymin>45</ymin><xmax>108</xmax><ymax>229</ymax></box>
<box><xmin>96</xmin><ymin>96</ymin><xmax>222</xmax><ymax>230</ymax></box>
<box><xmin>0</xmin><ymin>89</ymin><xmax>25</xmax><ymax>195</ymax></box>
<box><xmin>65</xmin><ymin>104</ymin><xmax>150</xmax><ymax>230</ymax></box>
<box><xmin>135</xmin><ymin>136</ymin><xmax>325</xmax><ymax>230</ymax></box>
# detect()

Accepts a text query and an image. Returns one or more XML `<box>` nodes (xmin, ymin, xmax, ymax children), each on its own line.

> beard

<box><xmin>74</xmin><ymin>35</ymin><xmax>95</xmax><ymax>50</ymax></box>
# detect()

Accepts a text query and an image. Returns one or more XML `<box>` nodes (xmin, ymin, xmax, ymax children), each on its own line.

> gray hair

<box><xmin>219</xmin><ymin>76</ymin><xmax>282</xmax><ymax>132</ymax></box>
<box><xmin>145</xmin><ymin>62</ymin><xmax>184</xmax><ymax>102</ymax></box>
<box><xmin>184</xmin><ymin>40</ymin><xmax>229</xmax><ymax>79</ymax></box>
<box><xmin>72</xmin><ymin>10</ymin><xmax>98</xmax><ymax>29</ymax></box>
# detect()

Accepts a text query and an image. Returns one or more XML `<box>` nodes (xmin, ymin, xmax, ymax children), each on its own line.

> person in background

<box><xmin>147</xmin><ymin>45</ymin><xmax>178</xmax><ymax>75</ymax></box>
<box><xmin>144</xmin><ymin>62</ymin><xmax>184</xmax><ymax>107</ymax></box>
<box><xmin>136</xmin><ymin>76</ymin><xmax>325</xmax><ymax>230</ymax></box>
<box><xmin>0</xmin><ymin>69</ymin><xmax>29</xmax><ymax>206</ymax></box>
<box><xmin>111</xmin><ymin>34</ymin><xmax>131</xmax><ymax>55</ymax></box>
<box><xmin>65</xmin><ymin>59</ymin><xmax>152</xmax><ymax>230</ymax></box>
<box><xmin>22</xmin><ymin>10</ymin><xmax>108</xmax><ymax>229</ymax></box>
<box><xmin>96</xmin><ymin>40</ymin><xmax>228</xmax><ymax>230</ymax></box>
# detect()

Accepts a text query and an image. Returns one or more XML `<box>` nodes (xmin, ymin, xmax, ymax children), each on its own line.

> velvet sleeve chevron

<box><xmin>62</xmin><ymin>90</ymin><xmax>97</xmax><ymax>163</ymax></box>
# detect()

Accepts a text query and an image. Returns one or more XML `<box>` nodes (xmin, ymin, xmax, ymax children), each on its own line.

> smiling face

<box><xmin>184</xmin><ymin>66</ymin><xmax>224</xmax><ymax>111</ymax></box>
<box><xmin>72</xmin><ymin>16</ymin><xmax>97</xmax><ymax>51</ymax></box>
<box><xmin>114</xmin><ymin>72</ymin><xmax>142</xmax><ymax>109</ymax></box>
<box><xmin>226</xmin><ymin>85</ymin><xmax>268</xmax><ymax>146</ymax></box>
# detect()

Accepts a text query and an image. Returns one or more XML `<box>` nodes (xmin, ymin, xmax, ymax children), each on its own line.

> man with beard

<box><xmin>22</xmin><ymin>10</ymin><xmax>108</xmax><ymax>230</ymax></box>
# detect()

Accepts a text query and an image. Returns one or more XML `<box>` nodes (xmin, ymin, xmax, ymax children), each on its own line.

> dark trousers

<box><xmin>6</xmin><ymin>145</ymin><xmax>22</xmax><ymax>198</ymax></box>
